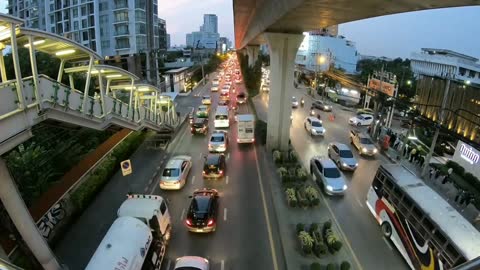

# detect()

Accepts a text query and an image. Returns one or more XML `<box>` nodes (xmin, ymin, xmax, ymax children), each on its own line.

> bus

<box><xmin>236</xmin><ymin>114</ymin><xmax>254</xmax><ymax>143</ymax></box>
<box><xmin>214</xmin><ymin>106</ymin><xmax>229</xmax><ymax>128</ymax></box>
<box><xmin>366</xmin><ymin>164</ymin><xmax>480</xmax><ymax>270</ymax></box>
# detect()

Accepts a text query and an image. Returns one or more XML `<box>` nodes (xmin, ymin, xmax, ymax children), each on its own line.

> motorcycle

<box><xmin>310</xmin><ymin>109</ymin><xmax>316</xmax><ymax>116</ymax></box>
<box><xmin>300</xmin><ymin>98</ymin><xmax>305</xmax><ymax>107</ymax></box>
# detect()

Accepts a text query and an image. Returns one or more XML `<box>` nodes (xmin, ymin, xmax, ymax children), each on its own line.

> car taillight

<box><xmin>251</xmin><ymin>138</ymin><xmax>255</xmax><ymax>142</ymax></box>
<box><xmin>207</xmin><ymin>219</ymin><xmax>215</xmax><ymax>226</ymax></box>
<box><xmin>186</xmin><ymin>219</ymin><xmax>192</xmax><ymax>226</ymax></box>
<box><xmin>218</xmin><ymin>170</ymin><xmax>223</xmax><ymax>175</ymax></box>
<box><xmin>202</xmin><ymin>170</ymin><xmax>206</xmax><ymax>175</ymax></box>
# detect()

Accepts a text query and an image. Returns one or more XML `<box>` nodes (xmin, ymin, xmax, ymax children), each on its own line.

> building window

<box><xmin>101</xmin><ymin>40</ymin><xmax>110</xmax><ymax>49</ymax></box>
<box><xmin>73</xmin><ymin>0</ymin><xmax>78</xmax><ymax>5</ymax></box>
<box><xmin>114</xmin><ymin>11</ymin><xmax>129</xmax><ymax>22</ymax></box>
<box><xmin>82</xmin><ymin>31</ymin><xmax>88</xmax><ymax>41</ymax></box>
<box><xmin>73</xmin><ymin>8</ymin><xmax>78</xmax><ymax>18</ymax></box>
<box><xmin>135</xmin><ymin>23</ymin><xmax>146</xmax><ymax>35</ymax></box>
<box><xmin>99</xmin><ymin>2</ymin><xmax>109</xmax><ymax>11</ymax></box>
<box><xmin>135</xmin><ymin>0</ymin><xmax>146</xmax><ymax>9</ymax></box>
<box><xmin>74</xmin><ymin>21</ymin><xmax>79</xmax><ymax>30</ymax></box>
<box><xmin>81</xmin><ymin>19</ymin><xmax>87</xmax><ymax>28</ymax></box>
<box><xmin>81</xmin><ymin>6</ymin><xmax>87</xmax><ymax>16</ymax></box>
<box><xmin>116</xmin><ymin>38</ymin><xmax>130</xmax><ymax>49</ymax></box>
<box><xmin>135</xmin><ymin>10</ymin><xmax>146</xmax><ymax>22</ymax></box>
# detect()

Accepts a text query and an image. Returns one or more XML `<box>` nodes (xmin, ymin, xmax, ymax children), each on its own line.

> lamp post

<box><xmin>421</xmin><ymin>69</ymin><xmax>455</xmax><ymax>177</ymax></box>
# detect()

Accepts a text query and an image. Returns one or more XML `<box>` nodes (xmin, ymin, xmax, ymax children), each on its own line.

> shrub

<box><xmin>285</xmin><ymin>188</ymin><xmax>298</xmax><ymax>207</ymax></box>
<box><xmin>310</xmin><ymin>223</ymin><xmax>319</xmax><ymax>233</ymax></box>
<box><xmin>326</xmin><ymin>263</ymin><xmax>337</xmax><ymax>270</ymax></box>
<box><xmin>446</xmin><ymin>160</ymin><xmax>465</xmax><ymax>176</ymax></box>
<box><xmin>298</xmin><ymin>231</ymin><xmax>314</xmax><ymax>254</ymax></box>
<box><xmin>331</xmin><ymin>240</ymin><xmax>343</xmax><ymax>252</ymax></box>
<box><xmin>273</xmin><ymin>150</ymin><xmax>282</xmax><ymax>165</ymax></box>
<box><xmin>464</xmin><ymin>172</ymin><xmax>480</xmax><ymax>189</ymax></box>
<box><xmin>288</xmin><ymin>149</ymin><xmax>298</xmax><ymax>163</ymax></box>
<box><xmin>296</xmin><ymin>167</ymin><xmax>308</xmax><ymax>182</ymax></box>
<box><xmin>305</xmin><ymin>185</ymin><xmax>320</xmax><ymax>206</ymax></box>
<box><xmin>296</xmin><ymin>187</ymin><xmax>309</xmax><ymax>207</ymax></box>
<box><xmin>277</xmin><ymin>167</ymin><xmax>287</xmax><ymax>177</ymax></box>
<box><xmin>311</xmin><ymin>263</ymin><xmax>322</xmax><ymax>270</ymax></box>
<box><xmin>324</xmin><ymin>227</ymin><xmax>343</xmax><ymax>253</ymax></box>
<box><xmin>323</xmin><ymin>220</ymin><xmax>332</xmax><ymax>230</ymax></box>
<box><xmin>340</xmin><ymin>261</ymin><xmax>351</xmax><ymax>270</ymax></box>
<box><xmin>313</xmin><ymin>242</ymin><xmax>328</xmax><ymax>257</ymax></box>
<box><xmin>296</xmin><ymin>223</ymin><xmax>305</xmax><ymax>234</ymax></box>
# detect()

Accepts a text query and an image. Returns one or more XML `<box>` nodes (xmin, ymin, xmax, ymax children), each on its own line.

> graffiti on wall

<box><xmin>37</xmin><ymin>200</ymin><xmax>67</xmax><ymax>239</ymax></box>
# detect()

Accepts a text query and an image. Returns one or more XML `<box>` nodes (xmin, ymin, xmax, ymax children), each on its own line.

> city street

<box><xmin>255</xmin><ymin>86</ymin><xmax>409</xmax><ymax>270</ymax></box>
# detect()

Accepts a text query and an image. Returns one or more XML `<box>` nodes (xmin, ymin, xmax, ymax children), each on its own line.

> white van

<box><xmin>237</xmin><ymin>114</ymin><xmax>255</xmax><ymax>143</ymax></box>
<box><xmin>214</xmin><ymin>106</ymin><xmax>230</xmax><ymax>128</ymax></box>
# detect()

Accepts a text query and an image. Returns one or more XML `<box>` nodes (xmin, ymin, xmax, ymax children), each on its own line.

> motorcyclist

<box><xmin>300</xmin><ymin>97</ymin><xmax>305</xmax><ymax>107</ymax></box>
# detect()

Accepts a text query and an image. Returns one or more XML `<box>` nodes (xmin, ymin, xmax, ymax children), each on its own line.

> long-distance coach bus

<box><xmin>366</xmin><ymin>164</ymin><xmax>480</xmax><ymax>270</ymax></box>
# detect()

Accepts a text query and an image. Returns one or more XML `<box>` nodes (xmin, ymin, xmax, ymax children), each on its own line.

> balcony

<box><xmin>114</xmin><ymin>30</ymin><xmax>130</xmax><ymax>37</ymax></box>
<box><xmin>113</xmin><ymin>17</ymin><xmax>129</xmax><ymax>24</ymax></box>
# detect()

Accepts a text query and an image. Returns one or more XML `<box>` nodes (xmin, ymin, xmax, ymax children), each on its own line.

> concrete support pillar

<box><xmin>0</xmin><ymin>49</ymin><xmax>7</xmax><ymax>82</ymax></box>
<box><xmin>246</xmin><ymin>45</ymin><xmax>260</xmax><ymax>67</ymax></box>
<box><xmin>264</xmin><ymin>32</ymin><xmax>304</xmax><ymax>151</ymax></box>
<box><xmin>27</xmin><ymin>36</ymin><xmax>40</xmax><ymax>107</ymax></box>
<box><xmin>0</xmin><ymin>159</ymin><xmax>62</xmax><ymax>270</ymax></box>
<box><xmin>82</xmin><ymin>56</ymin><xmax>94</xmax><ymax>114</ymax></box>
<box><xmin>10</xmin><ymin>23</ymin><xmax>26</xmax><ymax>109</ymax></box>
<box><xmin>97</xmin><ymin>75</ymin><xmax>106</xmax><ymax>117</ymax></box>
<box><xmin>57</xmin><ymin>59</ymin><xmax>65</xmax><ymax>82</ymax></box>
<box><xmin>128</xmin><ymin>79</ymin><xmax>135</xmax><ymax>117</ymax></box>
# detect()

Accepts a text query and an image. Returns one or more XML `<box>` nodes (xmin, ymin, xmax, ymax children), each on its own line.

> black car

<box><xmin>218</xmin><ymin>99</ymin><xmax>230</xmax><ymax>106</ymax></box>
<box><xmin>202</xmin><ymin>154</ymin><xmax>226</xmax><ymax>178</ymax></box>
<box><xmin>312</xmin><ymin>100</ymin><xmax>332</xmax><ymax>111</ymax></box>
<box><xmin>191</xmin><ymin>118</ymin><xmax>208</xmax><ymax>135</ymax></box>
<box><xmin>185</xmin><ymin>188</ymin><xmax>219</xmax><ymax>233</ymax></box>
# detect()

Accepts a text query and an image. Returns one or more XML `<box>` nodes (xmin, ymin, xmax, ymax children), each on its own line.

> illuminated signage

<box><xmin>459</xmin><ymin>143</ymin><xmax>480</xmax><ymax>165</ymax></box>
<box><xmin>368</xmin><ymin>78</ymin><xmax>395</xmax><ymax>97</ymax></box>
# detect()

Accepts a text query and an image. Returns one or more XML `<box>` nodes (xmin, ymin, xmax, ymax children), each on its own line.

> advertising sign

<box><xmin>368</xmin><ymin>78</ymin><xmax>395</xmax><ymax>97</ymax></box>
<box><xmin>453</xmin><ymin>141</ymin><xmax>480</xmax><ymax>179</ymax></box>
<box><xmin>121</xmin><ymin>160</ymin><xmax>132</xmax><ymax>176</ymax></box>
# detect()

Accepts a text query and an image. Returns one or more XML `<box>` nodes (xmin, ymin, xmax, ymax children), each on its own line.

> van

<box><xmin>214</xmin><ymin>106</ymin><xmax>229</xmax><ymax>128</ymax></box>
<box><xmin>237</xmin><ymin>114</ymin><xmax>255</xmax><ymax>143</ymax></box>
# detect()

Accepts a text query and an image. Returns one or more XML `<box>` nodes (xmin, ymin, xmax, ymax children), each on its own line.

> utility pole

<box><xmin>421</xmin><ymin>69</ymin><xmax>454</xmax><ymax>177</ymax></box>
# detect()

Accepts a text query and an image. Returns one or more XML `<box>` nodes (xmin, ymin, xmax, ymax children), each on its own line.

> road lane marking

<box><xmin>226</xmin><ymin>175</ymin><xmax>229</xmax><ymax>184</ymax></box>
<box><xmin>355</xmin><ymin>196</ymin><xmax>364</xmax><ymax>208</ymax></box>
<box><xmin>180</xmin><ymin>208</ymin><xmax>186</xmax><ymax>221</ymax></box>
<box><xmin>253</xmin><ymin>146</ymin><xmax>279</xmax><ymax>270</ymax></box>
<box><xmin>191</xmin><ymin>175</ymin><xmax>196</xmax><ymax>185</ymax></box>
<box><xmin>221</xmin><ymin>260</ymin><xmax>225</xmax><ymax>270</ymax></box>
<box><xmin>383</xmin><ymin>237</ymin><xmax>393</xmax><ymax>251</ymax></box>
<box><xmin>165</xmin><ymin>259</ymin><xmax>171</xmax><ymax>270</ymax></box>
<box><xmin>199</xmin><ymin>152</ymin><xmax>203</xmax><ymax>159</ymax></box>
<box><xmin>224</xmin><ymin>208</ymin><xmax>227</xmax><ymax>221</ymax></box>
<box><xmin>144</xmin><ymin>186</ymin><xmax>148</xmax><ymax>192</ymax></box>
<box><xmin>157</xmin><ymin>165</ymin><xmax>162</xmax><ymax>169</ymax></box>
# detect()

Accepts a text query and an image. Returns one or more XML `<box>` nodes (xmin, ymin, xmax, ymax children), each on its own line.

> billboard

<box><xmin>368</xmin><ymin>78</ymin><xmax>395</xmax><ymax>97</ymax></box>
<box><xmin>452</xmin><ymin>141</ymin><xmax>480</xmax><ymax>179</ymax></box>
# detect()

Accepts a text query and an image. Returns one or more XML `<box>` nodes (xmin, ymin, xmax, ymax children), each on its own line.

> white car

<box><xmin>235</xmin><ymin>77</ymin><xmax>242</xmax><ymax>84</ymax></box>
<box><xmin>174</xmin><ymin>256</ymin><xmax>209</xmax><ymax>270</ymax></box>
<box><xmin>349</xmin><ymin>114</ymin><xmax>374</xmax><ymax>126</ymax></box>
<box><xmin>202</xmin><ymin>95</ymin><xmax>212</xmax><ymax>105</ymax></box>
<box><xmin>208</xmin><ymin>131</ymin><xmax>228</xmax><ymax>153</ymax></box>
<box><xmin>211</xmin><ymin>85</ymin><xmax>219</xmax><ymax>92</ymax></box>
<box><xmin>212</xmin><ymin>79</ymin><xmax>219</xmax><ymax>86</ymax></box>
<box><xmin>160</xmin><ymin>155</ymin><xmax>192</xmax><ymax>190</ymax></box>
<box><xmin>304</xmin><ymin>117</ymin><xmax>325</xmax><ymax>136</ymax></box>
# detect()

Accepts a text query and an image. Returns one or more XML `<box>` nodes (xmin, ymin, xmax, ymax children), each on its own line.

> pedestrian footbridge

<box><xmin>0</xmin><ymin>14</ymin><xmax>178</xmax><ymax>156</ymax></box>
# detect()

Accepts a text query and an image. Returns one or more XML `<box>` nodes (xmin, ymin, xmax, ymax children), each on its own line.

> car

<box><xmin>356</xmin><ymin>108</ymin><xmax>374</xmax><ymax>115</ymax></box>
<box><xmin>219</xmin><ymin>91</ymin><xmax>229</xmax><ymax>101</ymax></box>
<box><xmin>236</xmin><ymin>92</ymin><xmax>247</xmax><ymax>104</ymax></box>
<box><xmin>218</xmin><ymin>99</ymin><xmax>230</xmax><ymax>106</ymax></box>
<box><xmin>160</xmin><ymin>155</ymin><xmax>192</xmax><ymax>190</ymax></box>
<box><xmin>202</xmin><ymin>95</ymin><xmax>212</xmax><ymax>105</ymax></box>
<box><xmin>304</xmin><ymin>117</ymin><xmax>326</xmax><ymax>136</ymax></box>
<box><xmin>312</xmin><ymin>100</ymin><xmax>332</xmax><ymax>111</ymax></box>
<box><xmin>212</xmin><ymin>79</ymin><xmax>220</xmax><ymax>86</ymax></box>
<box><xmin>310</xmin><ymin>157</ymin><xmax>347</xmax><ymax>195</ymax></box>
<box><xmin>262</xmin><ymin>84</ymin><xmax>270</xmax><ymax>92</ymax></box>
<box><xmin>208</xmin><ymin>131</ymin><xmax>228</xmax><ymax>153</ymax></box>
<box><xmin>350</xmin><ymin>129</ymin><xmax>378</xmax><ymax>156</ymax></box>
<box><xmin>185</xmin><ymin>189</ymin><xmax>219</xmax><ymax>233</ymax></box>
<box><xmin>221</xmin><ymin>85</ymin><xmax>230</xmax><ymax>92</ymax></box>
<box><xmin>196</xmin><ymin>105</ymin><xmax>210</xmax><ymax>118</ymax></box>
<box><xmin>202</xmin><ymin>154</ymin><xmax>226</xmax><ymax>178</ymax></box>
<box><xmin>349</xmin><ymin>114</ymin><xmax>374</xmax><ymax>126</ymax></box>
<box><xmin>440</xmin><ymin>141</ymin><xmax>456</xmax><ymax>155</ymax></box>
<box><xmin>292</xmin><ymin>96</ymin><xmax>299</xmax><ymax>108</ymax></box>
<box><xmin>191</xmin><ymin>118</ymin><xmax>208</xmax><ymax>135</ymax></box>
<box><xmin>211</xmin><ymin>85</ymin><xmax>219</xmax><ymax>92</ymax></box>
<box><xmin>174</xmin><ymin>256</ymin><xmax>210</xmax><ymax>270</ymax></box>
<box><xmin>328</xmin><ymin>143</ymin><xmax>358</xmax><ymax>171</ymax></box>
<box><xmin>235</xmin><ymin>77</ymin><xmax>242</xmax><ymax>84</ymax></box>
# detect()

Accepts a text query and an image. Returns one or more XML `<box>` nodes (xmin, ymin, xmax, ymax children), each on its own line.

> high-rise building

<box><xmin>202</xmin><ymin>14</ymin><xmax>218</xmax><ymax>34</ymax></box>
<box><xmin>167</xmin><ymin>34</ymin><xmax>171</xmax><ymax>48</ymax></box>
<box><xmin>186</xmin><ymin>33</ymin><xmax>193</xmax><ymax>47</ymax></box>
<box><xmin>7</xmin><ymin>0</ymin><xmax>163</xmax><ymax>58</ymax></box>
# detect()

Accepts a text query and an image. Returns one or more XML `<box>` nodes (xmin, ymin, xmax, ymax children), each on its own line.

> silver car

<box><xmin>310</xmin><ymin>157</ymin><xmax>347</xmax><ymax>195</ymax></box>
<box><xmin>159</xmin><ymin>155</ymin><xmax>192</xmax><ymax>190</ymax></box>
<box><xmin>208</xmin><ymin>131</ymin><xmax>228</xmax><ymax>153</ymax></box>
<box><xmin>328</xmin><ymin>143</ymin><xmax>358</xmax><ymax>171</ymax></box>
<box><xmin>174</xmin><ymin>256</ymin><xmax>210</xmax><ymax>270</ymax></box>
<box><xmin>292</xmin><ymin>96</ymin><xmax>299</xmax><ymax>108</ymax></box>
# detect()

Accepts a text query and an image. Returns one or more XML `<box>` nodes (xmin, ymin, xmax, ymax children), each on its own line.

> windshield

<box><xmin>237</xmin><ymin>93</ymin><xmax>245</xmax><ymax>98</ymax></box>
<box><xmin>162</xmin><ymin>168</ymin><xmax>180</xmax><ymax>177</ymax></box>
<box><xmin>357</xmin><ymin>116</ymin><xmax>365</xmax><ymax>120</ymax></box>
<box><xmin>210</xmin><ymin>135</ymin><xmax>224</xmax><ymax>142</ymax></box>
<box><xmin>198</xmin><ymin>107</ymin><xmax>207</xmax><ymax>112</ymax></box>
<box><xmin>215</xmin><ymin>115</ymin><xmax>228</xmax><ymax>120</ymax></box>
<box><xmin>339</xmin><ymin>150</ymin><xmax>354</xmax><ymax>158</ymax></box>
<box><xmin>175</xmin><ymin>268</ymin><xmax>202</xmax><ymax>270</ymax></box>
<box><xmin>203</xmin><ymin>96</ymin><xmax>210</xmax><ymax>99</ymax></box>
<box><xmin>360</xmin><ymin>138</ymin><xmax>373</xmax><ymax>144</ymax></box>
<box><xmin>324</xmin><ymin>167</ymin><xmax>341</xmax><ymax>178</ymax></box>
<box><xmin>311</xmin><ymin>121</ymin><xmax>322</xmax><ymax>127</ymax></box>
<box><xmin>191</xmin><ymin>197</ymin><xmax>210</xmax><ymax>213</ymax></box>
<box><xmin>292</xmin><ymin>97</ymin><xmax>297</xmax><ymax>101</ymax></box>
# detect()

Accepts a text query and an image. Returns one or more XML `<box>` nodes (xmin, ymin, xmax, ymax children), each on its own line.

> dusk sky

<box><xmin>1</xmin><ymin>1</ymin><xmax>478</xmax><ymax>60</ymax></box>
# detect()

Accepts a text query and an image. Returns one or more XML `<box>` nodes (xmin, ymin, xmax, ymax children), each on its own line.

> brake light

<box><xmin>207</xmin><ymin>219</ymin><xmax>215</xmax><ymax>226</ymax></box>
<box><xmin>186</xmin><ymin>219</ymin><xmax>192</xmax><ymax>226</ymax></box>
<box><xmin>202</xmin><ymin>170</ymin><xmax>206</xmax><ymax>175</ymax></box>
<box><xmin>219</xmin><ymin>170</ymin><xmax>223</xmax><ymax>175</ymax></box>
<box><xmin>251</xmin><ymin>138</ymin><xmax>255</xmax><ymax>142</ymax></box>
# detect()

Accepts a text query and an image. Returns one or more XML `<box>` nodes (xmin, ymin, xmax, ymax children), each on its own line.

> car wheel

<box><xmin>381</xmin><ymin>222</ymin><xmax>392</xmax><ymax>238</ymax></box>
<box><xmin>357</xmin><ymin>122</ymin><xmax>361</xmax><ymax>126</ymax></box>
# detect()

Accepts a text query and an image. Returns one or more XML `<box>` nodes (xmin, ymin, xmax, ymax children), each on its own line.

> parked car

<box><xmin>356</xmin><ymin>108</ymin><xmax>374</xmax><ymax>115</ymax></box>
<box><xmin>328</xmin><ymin>142</ymin><xmax>358</xmax><ymax>171</ymax></box>
<box><xmin>160</xmin><ymin>155</ymin><xmax>192</xmax><ymax>190</ymax></box>
<box><xmin>312</xmin><ymin>100</ymin><xmax>332</xmax><ymax>111</ymax></box>
<box><xmin>304</xmin><ymin>117</ymin><xmax>326</xmax><ymax>136</ymax></box>
<box><xmin>349</xmin><ymin>114</ymin><xmax>374</xmax><ymax>126</ymax></box>
<box><xmin>310</xmin><ymin>157</ymin><xmax>347</xmax><ymax>195</ymax></box>
<box><xmin>185</xmin><ymin>189</ymin><xmax>219</xmax><ymax>233</ymax></box>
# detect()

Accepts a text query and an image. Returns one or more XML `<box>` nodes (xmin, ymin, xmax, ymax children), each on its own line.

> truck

<box><xmin>349</xmin><ymin>129</ymin><xmax>378</xmax><ymax>156</ymax></box>
<box><xmin>236</xmin><ymin>114</ymin><xmax>255</xmax><ymax>143</ymax></box>
<box><xmin>85</xmin><ymin>194</ymin><xmax>172</xmax><ymax>270</ymax></box>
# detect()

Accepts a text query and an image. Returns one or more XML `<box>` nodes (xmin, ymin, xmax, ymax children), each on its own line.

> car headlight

<box><xmin>342</xmin><ymin>162</ymin><xmax>348</xmax><ymax>167</ymax></box>
<box><xmin>326</xmin><ymin>185</ymin><xmax>334</xmax><ymax>191</ymax></box>
<box><xmin>362</xmin><ymin>148</ymin><xmax>367</xmax><ymax>152</ymax></box>
<box><xmin>355</xmin><ymin>163</ymin><xmax>359</xmax><ymax>167</ymax></box>
<box><xmin>343</xmin><ymin>184</ymin><xmax>348</xmax><ymax>190</ymax></box>
<box><xmin>373</xmin><ymin>148</ymin><xmax>378</xmax><ymax>153</ymax></box>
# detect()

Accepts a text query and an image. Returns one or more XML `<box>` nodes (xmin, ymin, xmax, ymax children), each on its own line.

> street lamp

<box><xmin>466</xmin><ymin>80</ymin><xmax>471</xmax><ymax>85</ymax></box>
<box><xmin>407</xmin><ymin>80</ymin><xmax>412</xmax><ymax>85</ymax></box>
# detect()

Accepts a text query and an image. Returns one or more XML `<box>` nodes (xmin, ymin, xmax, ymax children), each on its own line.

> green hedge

<box><xmin>71</xmin><ymin>131</ymin><xmax>147</xmax><ymax>211</ymax></box>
